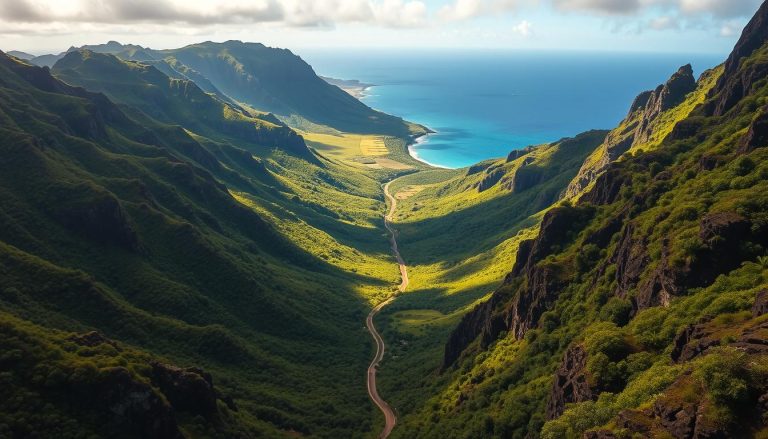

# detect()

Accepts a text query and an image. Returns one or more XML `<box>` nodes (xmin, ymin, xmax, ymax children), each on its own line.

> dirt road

<box><xmin>366</xmin><ymin>180</ymin><xmax>408</xmax><ymax>439</ymax></box>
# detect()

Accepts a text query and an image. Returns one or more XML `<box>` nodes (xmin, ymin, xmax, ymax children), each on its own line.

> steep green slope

<box><xmin>566</xmin><ymin>64</ymin><xmax>723</xmax><ymax>200</ymax></box>
<box><xmin>154</xmin><ymin>41</ymin><xmax>425</xmax><ymax>137</ymax></box>
<box><xmin>51</xmin><ymin>49</ymin><xmax>310</xmax><ymax>158</ymax></box>
<box><xmin>387</xmin><ymin>4</ymin><xmax>768</xmax><ymax>438</ymax></box>
<box><xmin>31</xmin><ymin>40</ymin><xmax>427</xmax><ymax>139</ymax></box>
<box><xmin>375</xmin><ymin>130</ymin><xmax>608</xmax><ymax>422</ymax></box>
<box><xmin>0</xmin><ymin>51</ymin><xmax>400</xmax><ymax>438</ymax></box>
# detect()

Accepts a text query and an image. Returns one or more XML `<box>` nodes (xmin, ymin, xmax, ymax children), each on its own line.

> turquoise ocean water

<box><xmin>301</xmin><ymin>50</ymin><xmax>724</xmax><ymax>169</ymax></box>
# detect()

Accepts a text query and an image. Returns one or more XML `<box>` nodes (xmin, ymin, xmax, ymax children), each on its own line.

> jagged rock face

<box><xmin>512</xmin><ymin>206</ymin><xmax>595</xmax><ymax>277</ymax></box>
<box><xmin>634</xmin><ymin>65</ymin><xmax>697</xmax><ymax>146</ymax></box>
<box><xmin>443</xmin><ymin>292</ymin><xmax>507</xmax><ymax>369</ymax></box>
<box><xmin>506</xmin><ymin>146</ymin><xmax>536</xmax><ymax>163</ymax></box>
<box><xmin>579</xmin><ymin>166</ymin><xmax>630</xmax><ymax>206</ymax></box>
<box><xmin>443</xmin><ymin>207</ymin><xmax>593</xmax><ymax>368</ymax></box>
<box><xmin>566</xmin><ymin>65</ymin><xmax>696</xmax><ymax>199</ymax></box>
<box><xmin>509</xmin><ymin>161</ymin><xmax>543</xmax><ymax>193</ymax></box>
<box><xmin>628</xmin><ymin>90</ymin><xmax>653</xmax><ymax>115</ymax></box>
<box><xmin>670</xmin><ymin>319</ymin><xmax>718</xmax><ymax>363</ymax></box>
<box><xmin>610</xmin><ymin>223</ymin><xmax>649</xmax><ymax>301</ymax></box>
<box><xmin>546</xmin><ymin>345</ymin><xmax>594</xmax><ymax>420</ymax></box>
<box><xmin>671</xmin><ymin>308</ymin><xmax>768</xmax><ymax>364</ymax></box>
<box><xmin>584</xmin><ymin>215</ymin><xmax>623</xmax><ymax>249</ymax></box>
<box><xmin>477</xmin><ymin>167</ymin><xmax>505</xmax><ymax>192</ymax></box>
<box><xmin>635</xmin><ymin>239</ymin><xmax>683</xmax><ymax>310</ymax></box>
<box><xmin>610</xmin><ymin>212</ymin><xmax>760</xmax><ymax>314</ymax></box>
<box><xmin>466</xmin><ymin>161</ymin><xmax>494</xmax><ymax>176</ymax></box>
<box><xmin>740</xmin><ymin>105</ymin><xmax>768</xmax><ymax>153</ymax></box>
<box><xmin>709</xmin><ymin>0</ymin><xmax>768</xmax><ymax>116</ymax></box>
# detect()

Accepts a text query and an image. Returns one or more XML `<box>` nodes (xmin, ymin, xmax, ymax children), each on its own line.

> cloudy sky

<box><xmin>0</xmin><ymin>0</ymin><xmax>761</xmax><ymax>54</ymax></box>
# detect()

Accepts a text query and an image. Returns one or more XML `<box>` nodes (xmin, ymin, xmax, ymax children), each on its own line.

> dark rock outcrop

<box><xmin>611</xmin><ymin>212</ymin><xmax>759</xmax><ymax>314</ymax></box>
<box><xmin>443</xmin><ymin>207</ymin><xmax>593</xmax><ymax>368</ymax></box>
<box><xmin>76</xmin><ymin>367</ymin><xmax>184</xmax><ymax>439</ymax></box>
<box><xmin>610</xmin><ymin>223</ymin><xmax>650</xmax><ymax>301</ymax></box>
<box><xmin>150</xmin><ymin>362</ymin><xmax>220</xmax><ymax>419</ymax></box>
<box><xmin>442</xmin><ymin>292</ymin><xmax>507</xmax><ymax>369</ymax></box>
<box><xmin>546</xmin><ymin>344</ymin><xmax>594</xmax><ymax>420</ymax></box>
<box><xmin>740</xmin><ymin>106</ymin><xmax>768</xmax><ymax>153</ymax></box>
<box><xmin>512</xmin><ymin>206</ymin><xmax>595</xmax><ymax>277</ymax></box>
<box><xmin>466</xmin><ymin>161</ymin><xmax>494</xmax><ymax>176</ymax></box>
<box><xmin>597</xmin><ymin>373</ymin><xmax>750</xmax><ymax>439</ymax></box>
<box><xmin>566</xmin><ymin>65</ymin><xmax>697</xmax><ymax>199</ymax></box>
<box><xmin>652</xmin><ymin>392</ymin><xmax>710</xmax><ymax>439</ymax></box>
<box><xmin>67</xmin><ymin>331</ymin><xmax>122</xmax><ymax>351</ymax></box>
<box><xmin>506</xmin><ymin>145</ymin><xmax>536</xmax><ymax>163</ymax></box>
<box><xmin>753</xmin><ymin>290</ymin><xmax>768</xmax><ymax>317</ymax></box>
<box><xmin>699</xmin><ymin>212</ymin><xmax>751</xmax><ymax>244</ymax></box>
<box><xmin>628</xmin><ymin>90</ymin><xmax>653</xmax><ymax>115</ymax></box>
<box><xmin>48</xmin><ymin>183</ymin><xmax>140</xmax><ymax>251</ymax></box>
<box><xmin>708</xmin><ymin>0</ymin><xmax>768</xmax><ymax>116</ymax></box>
<box><xmin>635</xmin><ymin>239</ymin><xmax>683</xmax><ymax>310</ymax></box>
<box><xmin>579</xmin><ymin>166</ymin><xmax>630</xmax><ymax>206</ymax></box>
<box><xmin>477</xmin><ymin>167</ymin><xmax>505</xmax><ymax>192</ymax></box>
<box><xmin>698</xmin><ymin>154</ymin><xmax>724</xmax><ymax>171</ymax></box>
<box><xmin>672</xmin><ymin>316</ymin><xmax>768</xmax><ymax>363</ymax></box>
<box><xmin>670</xmin><ymin>319</ymin><xmax>717</xmax><ymax>363</ymax></box>
<box><xmin>509</xmin><ymin>162</ymin><xmax>543</xmax><ymax>193</ymax></box>
<box><xmin>730</xmin><ymin>320</ymin><xmax>768</xmax><ymax>355</ymax></box>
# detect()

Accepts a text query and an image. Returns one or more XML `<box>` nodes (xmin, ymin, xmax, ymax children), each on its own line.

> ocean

<box><xmin>300</xmin><ymin>49</ymin><xmax>725</xmax><ymax>169</ymax></box>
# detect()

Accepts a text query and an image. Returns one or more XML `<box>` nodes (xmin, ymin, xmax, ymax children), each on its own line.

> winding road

<box><xmin>366</xmin><ymin>180</ymin><xmax>408</xmax><ymax>439</ymax></box>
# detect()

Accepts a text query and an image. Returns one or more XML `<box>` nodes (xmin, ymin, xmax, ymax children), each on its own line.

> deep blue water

<box><xmin>300</xmin><ymin>49</ymin><xmax>725</xmax><ymax>169</ymax></box>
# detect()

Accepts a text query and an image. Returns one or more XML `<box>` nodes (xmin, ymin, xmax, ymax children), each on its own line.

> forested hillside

<box><xmin>381</xmin><ymin>3</ymin><xmax>768</xmax><ymax>438</ymax></box>
<box><xmin>0</xmin><ymin>48</ymin><xmax>413</xmax><ymax>438</ymax></box>
<box><xmin>3</xmin><ymin>2</ymin><xmax>768</xmax><ymax>438</ymax></box>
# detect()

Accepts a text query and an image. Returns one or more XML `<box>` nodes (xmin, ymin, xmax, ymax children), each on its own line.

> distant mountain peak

<box><xmin>723</xmin><ymin>0</ymin><xmax>768</xmax><ymax>77</ymax></box>
<box><xmin>708</xmin><ymin>0</ymin><xmax>768</xmax><ymax>116</ymax></box>
<box><xmin>7</xmin><ymin>50</ymin><xmax>34</xmax><ymax>60</ymax></box>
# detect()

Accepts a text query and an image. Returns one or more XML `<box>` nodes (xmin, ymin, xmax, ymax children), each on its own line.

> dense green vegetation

<box><xmin>30</xmin><ymin>40</ymin><xmax>427</xmax><ymax>138</ymax></box>
<box><xmin>0</xmin><ymin>49</ymin><xmax>409</xmax><ymax>438</ymax></box>
<box><xmin>376</xmin><ymin>7</ymin><xmax>768</xmax><ymax>437</ymax></box>
<box><xmin>4</xmin><ymin>3</ymin><xmax>768</xmax><ymax>437</ymax></box>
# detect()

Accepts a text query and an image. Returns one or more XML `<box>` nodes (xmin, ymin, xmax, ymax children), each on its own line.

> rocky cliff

<box><xmin>432</xmin><ymin>4</ymin><xmax>768</xmax><ymax>438</ymax></box>
<box><xmin>565</xmin><ymin>65</ymin><xmax>703</xmax><ymax>199</ymax></box>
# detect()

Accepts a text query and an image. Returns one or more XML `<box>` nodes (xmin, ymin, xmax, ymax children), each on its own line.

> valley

<box><xmin>2</xmin><ymin>2</ymin><xmax>768</xmax><ymax>438</ymax></box>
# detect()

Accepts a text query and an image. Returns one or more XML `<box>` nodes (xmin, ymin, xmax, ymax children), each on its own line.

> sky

<box><xmin>0</xmin><ymin>0</ymin><xmax>762</xmax><ymax>55</ymax></box>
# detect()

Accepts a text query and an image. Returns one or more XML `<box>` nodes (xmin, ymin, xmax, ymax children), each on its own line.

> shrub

<box><xmin>599</xmin><ymin>297</ymin><xmax>632</xmax><ymax>326</ymax></box>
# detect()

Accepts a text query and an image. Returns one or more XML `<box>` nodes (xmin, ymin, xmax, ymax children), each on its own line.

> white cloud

<box><xmin>551</xmin><ymin>0</ymin><xmax>641</xmax><ymax>15</ymax></box>
<box><xmin>373</xmin><ymin>0</ymin><xmax>427</xmax><ymax>27</ymax></box>
<box><xmin>512</xmin><ymin>19</ymin><xmax>532</xmax><ymax>36</ymax></box>
<box><xmin>438</xmin><ymin>0</ymin><xmax>483</xmax><ymax>21</ymax></box>
<box><xmin>719</xmin><ymin>19</ymin><xmax>744</xmax><ymax>37</ymax></box>
<box><xmin>552</xmin><ymin>0</ymin><xmax>762</xmax><ymax>18</ymax></box>
<box><xmin>648</xmin><ymin>15</ymin><xmax>678</xmax><ymax>30</ymax></box>
<box><xmin>679</xmin><ymin>0</ymin><xmax>762</xmax><ymax>19</ymax></box>
<box><xmin>0</xmin><ymin>0</ymin><xmax>427</xmax><ymax>29</ymax></box>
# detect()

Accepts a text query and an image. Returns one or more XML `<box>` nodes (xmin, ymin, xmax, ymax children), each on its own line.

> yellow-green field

<box><xmin>390</xmin><ymin>310</ymin><xmax>448</xmax><ymax>336</ymax></box>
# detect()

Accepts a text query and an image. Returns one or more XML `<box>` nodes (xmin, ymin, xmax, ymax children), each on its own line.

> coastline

<box><xmin>321</xmin><ymin>76</ymin><xmax>375</xmax><ymax>100</ymax></box>
<box><xmin>407</xmin><ymin>131</ymin><xmax>454</xmax><ymax>170</ymax></box>
<box><xmin>324</xmin><ymin>75</ymin><xmax>453</xmax><ymax>170</ymax></box>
